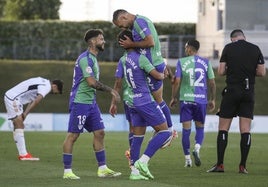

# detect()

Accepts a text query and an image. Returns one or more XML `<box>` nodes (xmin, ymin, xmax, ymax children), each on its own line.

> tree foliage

<box><xmin>3</xmin><ymin>0</ymin><xmax>61</xmax><ymax>20</ymax></box>
<box><xmin>0</xmin><ymin>0</ymin><xmax>6</xmax><ymax>19</ymax></box>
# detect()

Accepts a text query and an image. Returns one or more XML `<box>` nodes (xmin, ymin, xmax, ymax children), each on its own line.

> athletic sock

<box><xmin>182</xmin><ymin>128</ymin><xmax>191</xmax><ymax>155</ymax></box>
<box><xmin>128</xmin><ymin>132</ymin><xmax>134</xmax><ymax>147</ymax></box>
<box><xmin>195</xmin><ymin>126</ymin><xmax>204</xmax><ymax>146</ymax></box>
<box><xmin>13</xmin><ymin>129</ymin><xmax>27</xmax><ymax>156</ymax></box>
<box><xmin>95</xmin><ymin>149</ymin><xmax>106</xmax><ymax>166</ymax></box>
<box><xmin>217</xmin><ymin>130</ymin><xmax>228</xmax><ymax>165</ymax></box>
<box><xmin>194</xmin><ymin>144</ymin><xmax>201</xmax><ymax>153</ymax></box>
<box><xmin>130</xmin><ymin>135</ymin><xmax>144</xmax><ymax>165</ymax></box>
<box><xmin>159</xmin><ymin>101</ymin><xmax>173</xmax><ymax>128</ymax></box>
<box><xmin>240</xmin><ymin>133</ymin><xmax>251</xmax><ymax>167</ymax></box>
<box><xmin>63</xmin><ymin>153</ymin><xmax>72</xmax><ymax>170</ymax></box>
<box><xmin>143</xmin><ymin>130</ymin><xmax>171</xmax><ymax>158</ymax></box>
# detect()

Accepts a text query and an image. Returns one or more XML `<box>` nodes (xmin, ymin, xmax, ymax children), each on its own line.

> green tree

<box><xmin>0</xmin><ymin>0</ymin><xmax>6</xmax><ymax>19</ymax></box>
<box><xmin>3</xmin><ymin>0</ymin><xmax>61</xmax><ymax>20</ymax></box>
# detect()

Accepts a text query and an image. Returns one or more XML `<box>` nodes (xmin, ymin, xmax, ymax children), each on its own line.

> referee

<box><xmin>207</xmin><ymin>29</ymin><xmax>266</xmax><ymax>174</ymax></box>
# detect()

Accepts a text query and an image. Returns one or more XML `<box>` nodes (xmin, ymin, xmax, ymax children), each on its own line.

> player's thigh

<box><xmin>148</xmin><ymin>63</ymin><xmax>165</xmax><ymax>94</ymax></box>
<box><xmin>136</xmin><ymin>102</ymin><xmax>167</xmax><ymax>128</ymax></box>
<box><xmin>238</xmin><ymin>91</ymin><xmax>254</xmax><ymax>119</ymax></box>
<box><xmin>219</xmin><ymin>86</ymin><xmax>240</xmax><ymax>118</ymax></box>
<box><xmin>193</xmin><ymin>103</ymin><xmax>207</xmax><ymax>124</ymax></box>
<box><xmin>180</xmin><ymin>101</ymin><xmax>194</xmax><ymax>123</ymax></box>
<box><xmin>4</xmin><ymin>97</ymin><xmax>23</xmax><ymax>120</ymax></box>
<box><xmin>84</xmin><ymin>103</ymin><xmax>105</xmax><ymax>132</ymax></box>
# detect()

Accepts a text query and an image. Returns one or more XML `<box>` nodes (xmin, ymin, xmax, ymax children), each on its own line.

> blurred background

<box><xmin>0</xmin><ymin>0</ymin><xmax>267</xmax><ymax>131</ymax></box>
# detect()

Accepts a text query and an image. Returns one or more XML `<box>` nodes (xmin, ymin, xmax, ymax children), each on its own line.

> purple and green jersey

<box><xmin>115</xmin><ymin>53</ymin><xmax>133</xmax><ymax>106</ymax></box>
<box><xmin>132</xmin><ymin>15</ymin><xmax>164</xmax><ymax>66</ymax></box>
<box><xmin>69</xmin><ymin>51</ymin><xmax>100</xmax><ymax>109</ymax></box>
<box><xmin>117</xmin><ymin>50</ymin><xmax>155</xmax><ymax>107</ymax></box>
<box><xmin>175</xmin><ymin>55</ymin><xmax>215</xmax><ymax>104</ymax></box>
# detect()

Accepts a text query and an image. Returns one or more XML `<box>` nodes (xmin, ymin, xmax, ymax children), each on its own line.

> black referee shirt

<box><xmin>219</xmin><ymin>40</ymin><xmax>264</xmax><ymax>85</ymax></box>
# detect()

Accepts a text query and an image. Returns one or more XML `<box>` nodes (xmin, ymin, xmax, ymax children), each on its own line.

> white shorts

<box><xmin>4</xmin><ymin>96</ymin><xmax>23</xmax><ymax>120</ymax></box>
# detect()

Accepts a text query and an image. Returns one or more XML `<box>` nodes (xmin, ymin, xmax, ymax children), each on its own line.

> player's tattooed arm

<box><xmin>92</xmin><ymin>80</ymin><xmax>112</xmax><ymax>92</ymax></box>
<box><xmin>86</xmin><ymin>77</ymin><xmax>121</xmax><ymax>102</ymax></box>
<box><xmin>86</xmin><ymin>77</ymin><xmax>112</xmax><ymax>92</ymax></box>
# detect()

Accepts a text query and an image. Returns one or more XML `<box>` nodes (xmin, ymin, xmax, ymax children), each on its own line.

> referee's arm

<box><xmin>217</xmin><ymin>62</ymin><xmax>227</xmax><ymax>76</ymax></box>
<box><xmin>256</xmin><ymin>64</ymin><xmax>266</xmax><ymax>77</ymax></box>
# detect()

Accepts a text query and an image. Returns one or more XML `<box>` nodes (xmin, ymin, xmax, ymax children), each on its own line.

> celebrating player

<box><xmin>62</xmin><ymin>29</ymin><xmax>121</xmax><ymax>179</ymax></box>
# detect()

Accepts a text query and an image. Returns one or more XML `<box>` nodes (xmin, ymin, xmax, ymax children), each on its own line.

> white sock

<box><xmin>98</xmin><ymin>165</ymin><xmax>107</xmax><ymax>170</ymax></box>
<box><xmin>13</xmin><ymin>129</ymin><xmax>27</xmax><ymax>156</ymax></box>
<box><xmin>139</xmin><ymin>154</ymin><xmax>150</xmax><ymax>164</ymax></box>
<box><xmin>64</xmin><ymin>169</ymin><xmax>72</xmax><ymax>173</ymax></box>
<box><xmin>130</xmin><ymin>166</ymin><xmax>139</xmax><ymax>175</ymax></box>
<box><xmin>185</xmin><ymin>155</ymin><xmax>191</xmax><ymax>160</ymax></box>
<box><xmin>194</xmin><ymin>144</ymin><xmax>201</xmax><ymax>152</ymax></box>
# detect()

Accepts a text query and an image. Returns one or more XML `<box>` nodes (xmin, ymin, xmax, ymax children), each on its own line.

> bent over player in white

<box><xmin>4</xmin><ymin>77</ymin><xmax>63</xmax><ymax>160</ymax></box>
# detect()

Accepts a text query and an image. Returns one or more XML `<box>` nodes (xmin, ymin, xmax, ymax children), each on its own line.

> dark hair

<box><xmin>118</xmin><ymin>29</ymin><xmax>133</xmax><ymax>42</ymax></box>
<box><xmin>84</xmin><ymin>29</ymin><xmax>103</xmax><ymax>43</ymax></box>
<box><xmin>117</xmin><ymin>30</ymin><xmax>133</xmax><ymax>50</ymax></box>
<box><xmin>186</xmin><ymin>39</ymin><xmax>200</xmax><ymax>51</ymax></box>
<box><xmin>113</xmin><ymin>9</ymin><xmax>127</xmax><ymax>21</ymax></box>
<box><xmin>230</xmin><ymin>29</ymin><xmax>244</xmax><ymax>38</ymax></box>
<box><xmin>52</xmin><ymin>79</ymin><xmax>63</xmax><ymax>94</ymax></box>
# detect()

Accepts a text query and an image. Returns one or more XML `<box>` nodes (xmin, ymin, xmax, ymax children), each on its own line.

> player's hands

<box><xmin>109</xmin><ymin>103</ymin><xmax>117</xmax><ymax>117</ymax></box>
<box><xmin>207</xmin><ymin>100</ymin><xmax>215</xmax><ymax>112</ymax></box>
<box><xmin>164</xmin><ymin>68</ymin><xmax>169</xmax><ymax>78</ymax></box>
<box><xmin>111</xmin><ymin>89</ymin><xmax>121</xmax><ymax>103</ymax></box>
<box><xmin>21</xmin><ymin>113</ymin><xmax>26</xmax><ymax>121</ymax></box>
<box><xmin>169</xmin><ymin>98</ymin><xmax>178</xmax><ymax>108</ymax></box>
<box><xmin>119</xmin><ymin>35</ymin><xmax>133</xmax><ymax>48</ymax></box>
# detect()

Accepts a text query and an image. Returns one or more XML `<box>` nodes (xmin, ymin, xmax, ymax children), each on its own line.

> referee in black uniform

<box><xmin>207</xmin><ymin>29</ymin><xmax>266</xmax><ymax>174</ymax></box>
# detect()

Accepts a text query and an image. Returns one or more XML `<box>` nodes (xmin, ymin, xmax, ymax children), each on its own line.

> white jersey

<box><xmin>5</xmin><ymin>77</ymin><xmax>51</xmax><ymax>105</ymax></box>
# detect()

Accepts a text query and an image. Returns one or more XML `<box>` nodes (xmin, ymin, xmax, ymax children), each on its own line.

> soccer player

<box><xmin>170</xmin><ymin>40</ymin><xmax>216</xmax><ymax>167</ymax></box>
<box><xmin>112</xmin><ymin>9</ymin><xmax>174</xmax><ymax>134</ymax></box>
<box><xmin>109</xmin><ymin>64</ymin><xmax>134</xmax><ymax>166</ymax></box>
<box><xmin>4</xmin><ymin>77</ymin><xmax>63</xmax><ymax>160</ymax></box>
<box><xmin>62</xmin><ymin>29</ymin><xmax>121</xmax><ymax>179</ymax></box>
<box><xmin>111</xmin><ymin>29</ymin><xmax>172</xmax><ymax>180</ymax></box>
<box><xmin>207</xmin><ymin>29</ymin><xmax>266</xmax><ymax>174</ymax></box>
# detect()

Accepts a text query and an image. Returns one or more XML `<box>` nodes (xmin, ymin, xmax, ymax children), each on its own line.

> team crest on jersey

<box><xmin>86</xmin><ymin>66</ymin><xmax>92</xmax><ymax>74</ymax></box>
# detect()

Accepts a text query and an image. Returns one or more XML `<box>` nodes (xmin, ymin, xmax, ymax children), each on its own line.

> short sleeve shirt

<box><xmin>119</xmin><ymin>50</ymin><xmax>155</xmax><ymax>106</ymax></box>
<box><xmin>220</xmin><ymin>40</ymin><xmax>264</xmax><ymax>85</ymax></box>
<box><xmin>69</xmin><ymin>51</ymin><xmax>99</xmax><ymax>107</ymax></box>
<box><xmin>175</xmin><ymin>55</ymin><xmax>215</xmax><ymax>104</ymax></box>
<box><xmin>5</xmin><ymin>77</ymin><xmax>51</xmax><ymax>105</ymax></box>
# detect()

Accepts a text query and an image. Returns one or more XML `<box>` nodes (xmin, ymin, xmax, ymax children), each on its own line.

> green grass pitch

<box><xmin>0</xmin><ymin>131</ymin><xmax>267</xmax><ymax>187</ymax></box>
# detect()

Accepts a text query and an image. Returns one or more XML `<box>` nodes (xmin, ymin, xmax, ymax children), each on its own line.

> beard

<box><xmin>96</xmin><ymin>44</ymin><xmax>104</xmax><ymax>51</ymax></box>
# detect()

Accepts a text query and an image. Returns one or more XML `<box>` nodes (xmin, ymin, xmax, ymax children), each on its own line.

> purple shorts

<box><xmin>67</xmin><ymin>102</ymin><xmax>104</xmax><ymax>133</ymax></box>
<box><xmin>148</xmin><ymin>63</ymin><xmax>166</xmax><ymax>92</ymax></box>
<box><xmin>179</xmin><ymin>101</ymin><xmax>207</xmax><ymax>124</ymax></box>
<box><xmin>124</xmin><ymin>102</ymin><xmax>131</xmax><ymax>122</ymax></box>
<box><xmin>130</xmin><ymin>101</ymin><xmax>166</xmax><ymax>127</ymax></box>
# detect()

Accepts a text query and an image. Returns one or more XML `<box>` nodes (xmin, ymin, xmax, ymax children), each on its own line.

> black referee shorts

<box><xmin>218</xmin><ymin>84</ymin><xmax>254</xmax><ymax>119</ymax></box>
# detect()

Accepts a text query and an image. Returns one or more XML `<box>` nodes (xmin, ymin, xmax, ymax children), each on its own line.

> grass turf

<box><xmin>0</xmin><ymin>131</ymin><xmax>267</xmax><ymax>187</ymax></box>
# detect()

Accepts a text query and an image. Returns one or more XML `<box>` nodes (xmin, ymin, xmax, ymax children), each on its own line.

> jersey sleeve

<box><xmin>37</xmin><ymin>80</ymin><xmax>51</xmax><ymax>98</ymax></box>
<box><xmin>175</xmin><ymin>60</ymin><xmax>182</xmax><ymax>78</ymax></box>
<box><xmin>79</xmin><ymin>57</ymin><xmax>94</xmax><ymax>78</ymax></box>
<box><xmin>219</xmin><ymin>46</ymin><xmax>228</xmax><ymax>63</ymax></box>
<box><xmin>207</xmin><ymin>61</ymin><xmax>215</xmax><ymax>79</ymax></box>
<box><xmin>257</xmin><ymin>47</ymin><xmax>265</xmax><ymax>64</ymax></box>
<box><xmin>139</xmin><ymin>55</ymin><xmax>155</xmax><ymax>73</ymax></box>
<box><xmin>134</xmin><ymin>17</ymin><xmax>151</xmax><ymax>39</ymax></box>
<box><xmin>115</xmin><ymin>59</ymin><xmax>124</xmax><ymax>78</ymax></box>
